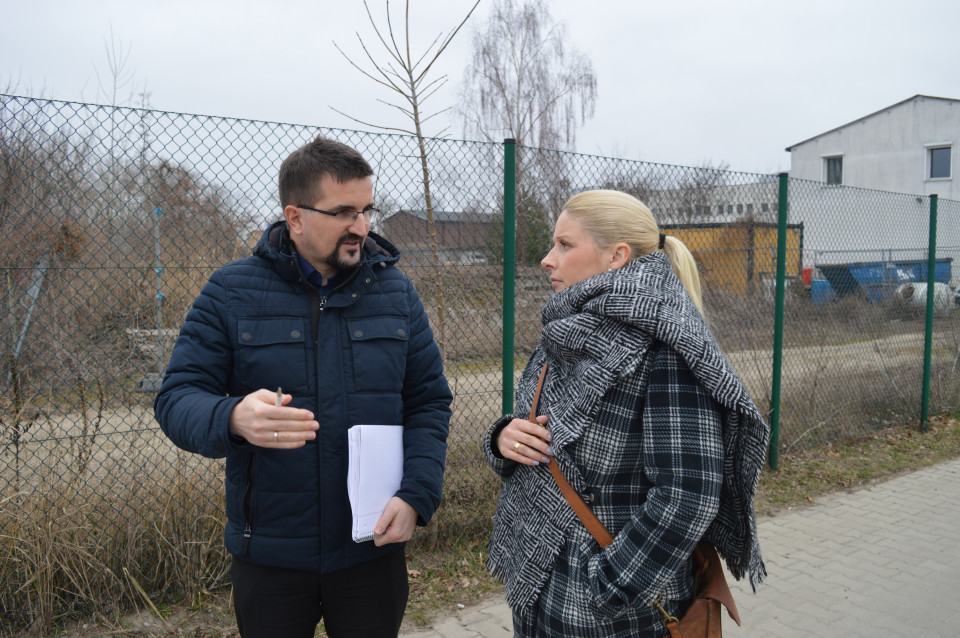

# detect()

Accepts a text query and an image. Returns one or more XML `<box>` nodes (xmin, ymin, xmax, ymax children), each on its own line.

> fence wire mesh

<box><xmin>779</xmin><ymin>181</ymin><xmax>960</xmax><ymax>451</ymax></box>
<box><xmin>2</xmin><ymin>94</ymin><xmax>958</xmax><ymax>632</ymax></box>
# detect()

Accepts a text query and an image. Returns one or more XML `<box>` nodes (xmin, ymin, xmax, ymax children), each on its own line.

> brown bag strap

<box><xmin>529</xmin><ymin>363</ymin><xmax>614</xmax><ymax>548</ymax></box>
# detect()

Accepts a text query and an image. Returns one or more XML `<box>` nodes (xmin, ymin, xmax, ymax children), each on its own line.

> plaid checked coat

<box><xmin>484</xmin><ymin>253</ymin><xmax>769</xmax><ymax>637</ymax></box>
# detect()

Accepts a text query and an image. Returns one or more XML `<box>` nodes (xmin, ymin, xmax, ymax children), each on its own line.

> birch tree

<box><xmin>458</xmin><ymin>0</ymin><xmax>597</xmax><ymax>263</ymax></box>
<box><xmin>457</xmin><ymin>0</ymin><xmax>597</xmax><ymax>151</ymax></box>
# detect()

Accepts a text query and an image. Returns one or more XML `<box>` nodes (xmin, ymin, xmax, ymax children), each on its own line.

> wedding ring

<box><xmin>274</xmin><ymin>431</ymin><xmax>279</xmax><ymax>442</ymax></box>
<box><xmin>514</xmin><ymin>442</ymin><xmax>521</xmax><ymax>452</ymax></box>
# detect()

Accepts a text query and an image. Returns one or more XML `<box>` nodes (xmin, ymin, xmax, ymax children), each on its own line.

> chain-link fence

<box><xmin>777</xmin><ymin>183</ymin><xmax>960</xmax><ymax>451</ymax></box>
<box><xmin>2</xmin><ymin>94</ymin><xmax>958</xmax><ymax>633</ymax></box>
<box><xmin>511</xmin><ymin>147</ymin><xmax>960</xmax><ymax>453</ymax></box>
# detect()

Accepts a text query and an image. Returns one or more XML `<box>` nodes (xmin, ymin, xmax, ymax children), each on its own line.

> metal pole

<box><xmin>8</xmin><ymin>255</ymin><xmax>49</xmax><ymax>385</ymax></box>
<box><xmin>769</xmin><ymin>173</ymin><xmax>789</xmax><ymax>470</ymax></box>
<box><xmin>153</xmin><ymin>207</ymin><xmax>165</xmax><ymax>375</ymax></box>
<box><xmin>920</xmin><ymin>195</ymin><xmax>938</xmax><ymax>430</ymax></box>
<box><xmin>502</xmin><ymin>139</ymin><xmax>517</xmax><ymax>414</ymax></box>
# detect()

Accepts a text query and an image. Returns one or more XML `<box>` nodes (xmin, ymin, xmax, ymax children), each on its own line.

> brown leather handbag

<box><xmin>529</xmin><ymin>363</ymin><xmax>742</xmax><ymax>638</ymax></box>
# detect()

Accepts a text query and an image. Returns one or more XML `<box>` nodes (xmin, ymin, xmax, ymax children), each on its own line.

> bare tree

<box><xmin>675</xmin><ymin>160</ymin><xmax>732</xmax><ymax>223</ymax></box>
<box><xmin>93</xmin><ymin>24</ymin><xmax>139</xmax><ymax>108</ymax></box>
<box><xmin>90</xmin><ymin>25</ymin><xmax>154</xmax><ymax>223</ymax></box>
<box><xmin>333</xmin><ymin>0</ymin><xmax>480</xmax><ymax>349</ymax></box>
<box><xmin>458</xmin><ymin>0</ymin><xmax>597</xmax><ymax>151</ymax></box>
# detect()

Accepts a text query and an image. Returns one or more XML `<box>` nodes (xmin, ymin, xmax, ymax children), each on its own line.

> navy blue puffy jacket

<box><xmin>154</xmin><ymin>221</ymin><xmax>452</xmax><ymax>572</ymax></box>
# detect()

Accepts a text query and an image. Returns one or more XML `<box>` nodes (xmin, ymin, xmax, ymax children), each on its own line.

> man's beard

<box><xmin>322</xmin><ymin>233</ymin><xmax>364</xmax><ymax>274</ymax></box>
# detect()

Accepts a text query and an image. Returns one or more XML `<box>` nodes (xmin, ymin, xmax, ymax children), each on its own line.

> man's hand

<box><xmin>228</xmin><ymin>389</ymin><xmax>318</xmax><ymax>448</ymax></box>
<box><xmin>372</xmin><ymin>497</ymin><xmax>418</xmax><ymax>546</ymax></box>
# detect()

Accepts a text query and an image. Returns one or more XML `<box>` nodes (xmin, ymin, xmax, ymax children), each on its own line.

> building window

<box><xmin>825</xmin><ymin>156</ymin><xmax>843</xmax><ymax>185</ymax></box>
<box><xmin>929</xmin><ymin>146</ymin><xmax>952</xmax><ymax>179</ymax></box>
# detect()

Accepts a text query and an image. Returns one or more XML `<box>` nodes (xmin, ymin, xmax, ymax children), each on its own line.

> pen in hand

<box><xmin>275</xmin><ymin>387</ymin><xmax>282</xmax><ymax>408</ymax></box>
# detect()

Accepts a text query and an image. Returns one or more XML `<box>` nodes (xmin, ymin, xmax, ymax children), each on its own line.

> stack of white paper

<box><xmin>347</xmin><ymin>424</ymin><xmax>404</xmax><ymax>543</ymax></box>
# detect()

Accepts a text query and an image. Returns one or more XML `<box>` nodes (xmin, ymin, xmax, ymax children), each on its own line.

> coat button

<box><xmin>290</xmin><ymin>330</ymin><xmax>301</xmax><ymax>339</ymax></box>
<box><xmin>352</xmin><ymin>292</ymin><xmax>357</xmax><ymax>298</ymax></box>
<box><xmin>397</xmin><ymin>328</ymin><xmax>406</xmax><ymax>337</ymax></box>
<box><xmin>241</xmin><ymin>332</ymin><xmax>252</xmax><ymax>342</ymax></box>
<box><xmin>353</xmin><ymin>330</ymin><xmax>363</xmax><ymax>338</ymax></box>
<box><xmin>365</xmin><ymin>278</ymin><xmax>371</xmax><ymax>284</ymax></box>
<box><xmin>214</xmin><ymin>443</ymin><xmax>225</xmax><ymax>453</ymax></box>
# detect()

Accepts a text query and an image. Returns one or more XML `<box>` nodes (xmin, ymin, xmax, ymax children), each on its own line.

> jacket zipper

<box><xmin>312</xmin><ymin>296</ymin><xmax>326</xmax><ymax>345</ymax></box>
<box><xmin>291</xmin><ymin>252</ymin><xmax>369</xmax><ymax>564</ymax></box>
<box><xmin>241</xmin><ymin>454</ymin><xmax>256</xmax><ymax>555</ymax></box>
<box><xmin>307</xmin><ymin>265</ymin><xmax>361</xmax><ymax>344</ymax></box>
<box><xmin>291</xmin><ymin>247</ymin><xmax>362</xmax><ymax>347</ymax></box>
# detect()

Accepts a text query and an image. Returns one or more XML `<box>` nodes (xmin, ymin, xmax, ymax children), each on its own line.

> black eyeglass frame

<box><xmin>295</xmin><ymin>204</ymin><xmax>379</xmax><ymax>222</ymax></box>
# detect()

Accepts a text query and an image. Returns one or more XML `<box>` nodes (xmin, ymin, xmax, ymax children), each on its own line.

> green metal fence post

<box><xmin>920</xmin><ymin>194</ymin><xmax>939</xmax><ymax>431</ymax></box>
<box><xmin>769</xmin><ymin>173</ymin><xmax>788</xmax><ymax>470</ymax></box>
<box><xmin>503</xmin><ymin>139</ymin><xmax>517</xmax><ymax>414</ymax></box>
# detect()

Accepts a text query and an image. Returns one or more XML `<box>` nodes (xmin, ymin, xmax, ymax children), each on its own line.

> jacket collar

<box><xmin>253</xmin><ymin>220</ymin><xmax>400</xmax><ymax>283</ymax></box>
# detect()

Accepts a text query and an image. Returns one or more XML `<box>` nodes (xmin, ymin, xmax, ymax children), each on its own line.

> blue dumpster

<box><xmin>816</xmin><ymin>258</ymin><xmax>952</xmax><ymax>304</ymax></box>
<box><xmin>810</xmin><ymin>279</ymin><xmax>835</xmax><ymax>305</ymax></box>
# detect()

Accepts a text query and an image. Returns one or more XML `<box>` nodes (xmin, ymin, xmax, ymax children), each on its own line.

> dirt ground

<box><xmin>7</xmin><ymin>327</ymin><xmax>956</xmax><ymax>457</ymax></box>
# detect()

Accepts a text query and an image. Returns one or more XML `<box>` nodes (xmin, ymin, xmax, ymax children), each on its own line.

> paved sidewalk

<box><xmin>400</xmin><ymin>458</ymin><xmax>960</xmax><ymax>637</ymax></box>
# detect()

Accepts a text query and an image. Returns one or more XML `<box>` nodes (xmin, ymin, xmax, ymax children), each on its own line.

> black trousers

<box><xmin>230</xmin><ymin>549</ymin><xmax>409</xmax><ymax>638</ymax></box>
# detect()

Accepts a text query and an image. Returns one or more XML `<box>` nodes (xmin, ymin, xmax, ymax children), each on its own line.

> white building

<box><xmin>785</xmin><ymin>95</ymin><xmax>960</xmax><ymax>287</ymax></box>
<box><xmin>787</xmin><ymin>94</ymin><xmax>959</xmax><ymax>200</ymax></box>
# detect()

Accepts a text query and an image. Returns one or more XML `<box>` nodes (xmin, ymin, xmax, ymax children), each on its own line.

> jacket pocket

<box><xmin>235</xmin><ymin>317</ymin><xmax>309</xmax><ymax>395</ymax></box>
<box><xmin>346</xmin><ymin>317</ymin><xmax>409</xmax><ymax>392</ymax></box>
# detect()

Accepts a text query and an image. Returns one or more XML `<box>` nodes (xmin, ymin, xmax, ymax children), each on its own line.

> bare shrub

<box><xmin>1</xmin><ymin>108</ymin><xmax>250</xmax><ymax>395</ymax></box>
<box><xmin>0</xmin><ymin>421</ymin><xmax>227</xmax><ymax>634</ymax></box>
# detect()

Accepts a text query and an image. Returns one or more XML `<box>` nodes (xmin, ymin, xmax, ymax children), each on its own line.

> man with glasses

<box><xmin>155</xmin><ymin>137</ymin><xmax>452</xmax><ymax>637</ymax></box>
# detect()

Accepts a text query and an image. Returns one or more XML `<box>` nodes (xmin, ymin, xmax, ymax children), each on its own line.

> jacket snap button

<box><xmin>354</xmin><ymin>330</ymin><xmax>363</xmax><ymax>338</ymax></box>
<box><xmin>397</xmin><ymin>329</ymin><xmax>406</xmax><ymax>337</ymax></box>
<box><xmin>241</xmin><ymin>332</ymin><xmax>252</xmax><ymax>341</ymax></box>
<box><xmin>365</xmin><ymin>278</ymin><xmax>371</xmax><ymax>284</ymax></box>
<box><xmin>352</xmin><ymin>292</ymin><xmax>357</xmax><ymax>297</ymax></box>
<box><xmin>290</xmin><ymin>330</ymin><xmax>301</xmax><ymax>339</ymax></box>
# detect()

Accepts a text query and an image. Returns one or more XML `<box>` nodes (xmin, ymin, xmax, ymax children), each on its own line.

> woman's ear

<box><xmin>608</xmin><ymin>242</ymin><xmax>631</xmax><ymax>270</ymax></box>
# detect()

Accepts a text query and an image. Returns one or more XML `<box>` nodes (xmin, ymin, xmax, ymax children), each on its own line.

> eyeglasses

<box><xmin>296</xmin><ymin>205</ymin><xmax>379</xmax><ymax>223</ymax></box>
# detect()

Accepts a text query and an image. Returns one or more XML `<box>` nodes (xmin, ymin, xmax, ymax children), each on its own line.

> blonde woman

<box><xmin>484</xmin><ymin>190</ymin><xmax>769</xmax><ymax>637</ymax></box>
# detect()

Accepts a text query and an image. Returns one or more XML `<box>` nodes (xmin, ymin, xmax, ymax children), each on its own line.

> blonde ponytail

<box><xmin>660</xmin><ymin>235</ymin><xmax>703</xmax><ymax>313</ymax></box>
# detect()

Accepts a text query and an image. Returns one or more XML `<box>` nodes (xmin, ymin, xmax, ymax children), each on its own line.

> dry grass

<box><xmin>12</xmin><ymin>411</ymin><xmax>959</xmax><ymax>638</ymax></box>
<box><xmin>754</xmin><ymin>412</ymin><xmax>960</xmax><ymax>517</ymax></box>
<box><xmin>0</xmin><ymin>416</ymin><xmax>229</xmax><ymax>638</ymax></box>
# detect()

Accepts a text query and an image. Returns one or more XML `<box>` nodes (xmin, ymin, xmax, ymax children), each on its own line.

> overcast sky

<box><xmin>3</xmin><ymin>0</ymin><xmax>959</xmax><ymax>175</ymax></box>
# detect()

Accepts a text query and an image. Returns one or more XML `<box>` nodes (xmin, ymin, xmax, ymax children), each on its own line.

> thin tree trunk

<box><xmin>410</xmin><ymin>80</ymin><xmax>445</xmax><ymax>350</ymax></box>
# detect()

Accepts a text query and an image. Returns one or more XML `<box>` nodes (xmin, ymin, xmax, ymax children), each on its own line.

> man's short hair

<box><xmin>278</xmin><ymin>137</ymin><xmax>373</xmax><ymax>207</ymax></box>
